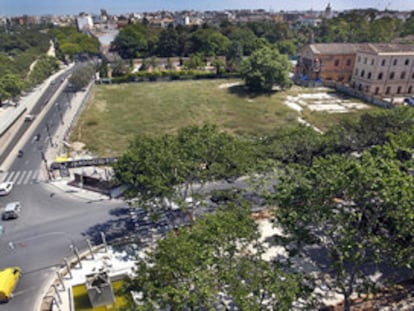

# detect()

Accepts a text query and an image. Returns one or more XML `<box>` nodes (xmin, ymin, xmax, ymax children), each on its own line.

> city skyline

<box><xmin>0</xmin><ymin>0</ymin><xmax>411</xmax><ymax>16</ymax></box>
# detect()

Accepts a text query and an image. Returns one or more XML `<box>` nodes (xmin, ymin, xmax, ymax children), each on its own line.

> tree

<box><xmin>157</xmin><ymin>27</ymin><xmax>180</xmax><ymax>57</ymax></box>
<box><xmin>0</xmin><ymin>73</ymin><xmax>24</xmax><ymax>102</ymax></box>
<box><xmin>69</xmin><ymin>64</ymin><xmax>95</xmax><ymax>91</ymax></box>
<box><xmin>240</xmin><ymin>46</ymin><xmax>292</xmax><ymax>92</ymax></box>
<box><xmin>183</xmin><ymin>53</ymin><xmax>204</xmax><ymax>70</ymax></box>
<box><xmin>272</xmin><ymin>148</ymin><xmax>414</xmax><ymax>311</ymax></box>
<box><xmin>113</xmin><ymin>124</ymin><xmax>255</xmax><ymax>217</ymax></box>
<box><xmin>121</xmin><ymin>205</ymin><xmax>306</xmax><ymax>310</ymax></box>
<box><xmin>111</xmin><ymin>24</ymin><xmax>150</xmax><ymax>59</ymax></box>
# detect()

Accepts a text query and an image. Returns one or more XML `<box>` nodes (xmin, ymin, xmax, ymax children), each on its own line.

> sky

<box><xmin>0</xmin><ymin>0</ymin><xmax>412</xmax><ymax>16</ymax></box>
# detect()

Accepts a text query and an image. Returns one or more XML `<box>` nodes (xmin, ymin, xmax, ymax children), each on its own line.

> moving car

<box><xmin>0</xmin><ymin>267</ymin><xmax>21</xmax><ymax>302</ymax></box>
<box><xmin>2</xmin><ymin>202</ymin><xmax>21</xmax><ymax>220</ymax></box>
<box><xmin>0</xmin><ymin>182</ymin><xmax>13</xmax><ymax>196</ymax></box>
<box><xmin>24</xmin><ymin>114</ymin><xmax>35</xmax><ymax>121</ymax></box>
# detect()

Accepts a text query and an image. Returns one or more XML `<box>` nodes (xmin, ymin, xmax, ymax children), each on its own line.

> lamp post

<box><xmin>39</xmin><ymin>146</ymin><xmax>51</xmax><ymax>180</ymax></box>
<box><xmin>45</xmin><ymin>122</ymin><xmax>54</xmax><ymax>147</ymax></box>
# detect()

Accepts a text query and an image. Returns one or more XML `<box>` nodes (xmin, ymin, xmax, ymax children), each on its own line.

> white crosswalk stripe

<box><xmin>23</xmin><ymin>170</ymin><xmax>33</xmax><ymax>184</ymax></box>
<box><xmin>1</xmin><ymin>170</ymin><xmax>41</xmax><ymax>185</ymax></box>
<box><xmin>11</xmin><ymin>171</ymin><xmax>21</xmax><ymax>183</ymax></box>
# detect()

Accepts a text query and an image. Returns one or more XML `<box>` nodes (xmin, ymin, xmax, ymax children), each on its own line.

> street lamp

<box><xmin>39</xmin><ymin>145</ymin><xmax>51</xmax><ymax>180</ymax></box>
<box><xmin>45</xmin><ymin>122</ymin><xmax>54</xmax><ymax>147</ymax></box>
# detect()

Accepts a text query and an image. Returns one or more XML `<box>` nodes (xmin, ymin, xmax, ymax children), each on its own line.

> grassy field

<box><xmin>70</xmin><ymin>80</ymin><xmax>380</xmax><ymax>156</ymax></box>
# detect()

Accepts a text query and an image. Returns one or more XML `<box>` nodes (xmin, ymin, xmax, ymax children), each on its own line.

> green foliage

<box><xmin>26</xmin><ymin>55</ymin><xmax>59</xmax><ymax>87</ymax></box>
<box><xmin>122</xmin><ymin>206</ymin><xmax>305</xmax><ymax>310</ymax></box>
<box><xmin>273</xmin><ymin>145</ymin><xmax>414</xmax><ymax>309</ymax></box>
<box><xmin>51</xmin><ymin>26</ymin><xmax>99</xmax><ymax>59</ymax></box>
<box><xmin>183</xmin><ymin>53</ymin><xmax>204</xmax><ymax>69</ymax></box>
<box><xmin>69</xmin><ymin>64</ymin><xmax>95</xmax><ymax>91</ymax></box>
<box><xmin>114</xmin><ymin>124</ymin><xmax>255</xmax><ymax>209</ymax></box>
<box><xmin>240</xmin><ymin>46</ymin><xmax>292</xmax><ymax>92</ymax></box>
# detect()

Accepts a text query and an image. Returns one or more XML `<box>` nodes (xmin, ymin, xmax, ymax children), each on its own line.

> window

<box><xmin>371</xmin><ymin>59</ymin><xmax>375</xmax><ymax>66</ymax></box>
<box><xmin>358</xmin><ymin>84</ymin><xmax>363</xmax><ymax>91</ymax></box>
<box><xmin>334</xmin><ymin>59</ymin><xmax>339</xmax><ymax>66</ymax></box>
<box><xmin>401</xmin><ymin>72</ymin><xmax>406</xmax><ymax>79</ymax></box>
<box><xmin>386</xmin><ymin>86</ymin><xmax>391</xmax><ymax>94</ymax></box>
<box><xmin>355</xmin><ymin>68</ymin><xmax>359</xmax><ymax>76</ymax></box>
<box><xmin>409</xmin><ymin>86</ymin><xmax>413</xmax><ymax>94</ymax></box>
<box><xmin>364</xmin><ymin>57</ymin><xmax>367</xmax><ymax>64</ymax></box>
<box><xmin>381</xmin><ymin>59</ymin><xmax>386</xmax><ymax>66</ymax></box>
<box><xmin>378</xmin><ymin>72</ymin><xmax>383</xmax><ymax>80</ymax></box>
<box><xmin>361</xmin><ymin>70</ymin><xmax>365</xmax><ymax>78</ymax></box>
<box><xmin>393</xmin><ymin>59</ymin><xmax>397</xmax><ymax>66</ymax></box>
<box><xmin>375</xmin><ymin>87</ymin><xmax>379</xmax><ymax>95</ymax></box>
<box><xmin>346</xmin><ymin>59</ymin><xmax>351</xmax><ymax>66</ymax></box>
<box><xmin>367</xmin><ymin>72</ymin><xmax>372</xmax><ymax>79</ymax></box>
<box><xmin>358</xmin><ymin>56</ymin><xmax>361</xmax><ymax>63</ymax></box>
<box><xmin>405</xmin><ymin>59</ymin><xmax>410</xmax><ymax>66</ymax></box>
<box><xmin>397</xmin><ymin>86</ymin><xmax>402</xmax><ymax>94</ymax></box>
<box><xmin>390</xmin><ymin>72</ymin><xmax>395</xmax><ymax>79</ymax></box>
<box><xmin>412</xmin><ymin>72</ymin><xmax>414</xmax><ymax>79</ymax></box>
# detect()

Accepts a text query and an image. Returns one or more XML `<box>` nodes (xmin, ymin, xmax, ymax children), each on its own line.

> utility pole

<box><xmin>40</xmin><ymin>150</ymin><xmax>51</xmax><ymax>180</ymax></box>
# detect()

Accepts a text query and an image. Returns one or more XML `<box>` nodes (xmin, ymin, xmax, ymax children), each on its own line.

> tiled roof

<box><xmin>309</xmin><ymin>43</ymin><xmax>369</xmax><ymax>54</ymax></box>
<box><xmin>357</xmin><ymin>43</ymin><xmax>414</xmax><ymax>54</ymax></box>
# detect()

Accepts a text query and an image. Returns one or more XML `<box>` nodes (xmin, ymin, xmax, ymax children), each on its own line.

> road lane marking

<box><xmin>5</xmin><ymin>171</ymin><xmax>16</xmax><ymax>182</ymax></box>
<box><xmin>23</xmin><ymin>170</ymin><xmax>33</xmax><ymax>184</ymax></box>
<box><xmin>11</xmin><ymin>171</ymin><xmax>21</xmax><ymax>183</ymax></box>
<box><xmin>16</xmin><ymin>170</ymin><xmax>26</xmax><ymax>184</ymax></box>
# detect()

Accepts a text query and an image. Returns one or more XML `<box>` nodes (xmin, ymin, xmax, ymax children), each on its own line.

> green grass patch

<box><xmin>70</xmin><ymin>80</ymin><xmax>383</xmax><ymax>156</ymax></box>
<box><xmin>72</xmin><ymin>280</ymin><xmax>127</xmax><ymax>311</ymax></box>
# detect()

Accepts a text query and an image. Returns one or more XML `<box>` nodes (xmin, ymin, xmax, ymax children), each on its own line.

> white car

<box><xmin>0</xmin><ymin>182</ymin><xmax>13</xmax><ymax>196</ymax></box>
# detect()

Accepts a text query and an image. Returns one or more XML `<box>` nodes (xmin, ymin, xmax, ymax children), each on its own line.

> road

<box><xmin>0</xmin><ymin>66</ymin><xmax>125</xmax><ymax>311</ymax></box>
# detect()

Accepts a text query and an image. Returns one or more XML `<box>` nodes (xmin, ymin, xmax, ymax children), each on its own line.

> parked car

<box><xmin>0</xmin><ymin>182</ymin><xmax>13</xmax><ymax>196</ymax></box>
<box><xmin>404</xmin><ymin>97</ymin><xmax>414</xmax><ymax>107</ymax></box>
<box><xmin>2</xmin><ymin>202</ymin><xmax>21</xmax><ymax>220</ymax></box>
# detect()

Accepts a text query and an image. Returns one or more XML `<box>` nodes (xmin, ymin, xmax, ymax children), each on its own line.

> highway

<box><xmin>0</xmin><ymin>66</ymin><xmax>125</xmax><ymax>311</ymax></box>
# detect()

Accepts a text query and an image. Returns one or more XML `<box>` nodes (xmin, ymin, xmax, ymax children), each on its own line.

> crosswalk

<box><xmin>0</xmin><ymin>169</ymin><xmax>42</xmax><ymax>186</ymax></box>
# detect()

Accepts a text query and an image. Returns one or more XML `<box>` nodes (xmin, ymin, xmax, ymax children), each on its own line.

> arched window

<box><xmin>334</xmin><ymin>59</ymin><xmax>339</xmax><ymax>66</ymax></box>
<box><xmin>405</xmin><ymin>59</ymin><xmax>410</xmax><ymax>66</ymax></box>
<box><xmin>346</xmin><ymin>59</ymin><xmax>351</xmax><ymax>66</ymax></box>
<box><xmin>409</xmin><ymin>86</ymin><xmax>413</xmax><ymax>94</ymax></box>
<box><xmin>401</xmin><ymin>72</ymin><xmax>406</xmax><ymax>79</ymax></box>
<box><xmin>381</xmin><ymin>59</ymin><xmax>386</xmax><ymax>66</ymax></box>
<box><xmin>375</xmin><ymin>87</ymin><xmax>379</xmax><ymax>95</ymax></box>
<box><xmin>390</xmin><ymin>72</ymin><xmax>395</xmax><ymax>79</ymax></box>
<box><xmin>397</xmin><ymin>86</ymin><xmax>402</xmax><ymax>94</ymax></box>
<box><xmin>355</xmin><ymin>68</ymin><xmax>359</xmax><ymax>76</ymax></box>
<box><xmin>361</xmin><ymin>70</ymin><xmax>365</xmax><ymax>78</ymax></box>
<box><xmin>393</xmin><ymin>59</ymin><xmax>397</xmax><ymax>66</ymax></box>
<box><xmin>367</xmin><ymin>72</ymin><xmax>372</xmax><ymax>79</ymax></box>
<box><xmin>378</xmin><ymin>72</ymin><xmax>383</xmax><ymax>80</ymax></box>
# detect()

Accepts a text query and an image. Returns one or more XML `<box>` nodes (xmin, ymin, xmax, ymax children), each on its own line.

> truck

<box><xmin>0</xmin><ymin>267</ymin><xmax>21</xmax><ymax>302</ymax></box>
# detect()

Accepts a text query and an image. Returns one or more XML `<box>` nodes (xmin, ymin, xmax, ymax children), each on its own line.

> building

<box><xmin>76</xmin><ymin>13</ymin><xmax>93</xmax><ymax>32</ymax></box>
<box><xmin>296</xmin><ymin>43</ymin><xmax>368</xmax><ymax>83</ymax></box>
<box><xmin>351</xmin><ymin>44</ymin><xmax>414</xmax><ymax>97</ymax></box>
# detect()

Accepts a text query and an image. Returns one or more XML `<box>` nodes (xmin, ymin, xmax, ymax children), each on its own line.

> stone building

<box><xmin>296</xmin><ymin>43</ymin><xmax>369</xmax><ymax>84</ymax></box>
<box><xmin>351</xmin><ymin>44</ymin><xmax>414</xmax><ymax>97</ymax></box>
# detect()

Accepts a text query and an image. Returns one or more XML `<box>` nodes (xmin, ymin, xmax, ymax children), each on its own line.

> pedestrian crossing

<box><xmin>0</xmin><ymin>169</ymin><xmax>42</xmax><ymax>185</ymax></box>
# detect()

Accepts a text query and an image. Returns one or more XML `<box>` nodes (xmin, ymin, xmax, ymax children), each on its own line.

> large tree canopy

<box><xmin>122</xmin><ymin>205</ymin><xmax>306</xmax><ymax>310</ymax></box>
<box><xmin>240</xmin><ymin>46</ymin><xmax>292</xmax><ymax>92</ymax></box>
<box><xmin>114</xmin><ymin>124</ymin><xmax>255</xmax><ymax>213</ymax></box>
<box><xmin>272</xmin><ymin>140</ymin><xmax>414</xmax><ymax>310</ymax></box>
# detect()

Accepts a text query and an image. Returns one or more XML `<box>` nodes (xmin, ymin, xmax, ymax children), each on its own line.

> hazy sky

<box><xmin>0</xmin><ymin>0</ymin><xmax>412</xmax><ymax>16</ymax></box>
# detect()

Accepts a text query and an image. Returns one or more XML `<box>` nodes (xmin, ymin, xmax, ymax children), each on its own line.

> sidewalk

<box><xmin>40</xmin><ymin>245</ymin><xmax>138</xmax><ymax>311</ymax></box>
<box><xmin>0</xmin><ymin>63</ymin><xmax>74</xmax><ymax>172</ymax></box>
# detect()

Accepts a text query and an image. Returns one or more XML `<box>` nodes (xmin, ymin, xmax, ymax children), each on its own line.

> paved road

<box><xmin>0</xmin><ymin>64</ymin><xmax>125</xmax><ymax>311</ymax></box>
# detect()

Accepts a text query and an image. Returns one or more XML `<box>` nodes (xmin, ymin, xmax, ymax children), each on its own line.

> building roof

<box><xmin>357</xmin><ymin>43</ymin><xmax>414</xmax><ymax>55</ymax></box>
<box><xmin>309</xmin><ymin>43</ymin><xmax>369</xmax><ymax>55</ymax></box>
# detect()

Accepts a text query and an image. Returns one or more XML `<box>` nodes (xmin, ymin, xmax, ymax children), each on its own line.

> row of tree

<box><xmin>114</xmin><ymin>106</ymin><xmax>414</xmax><ymax>310</ymax></box>
<box><xmin>111</xmin><ymin>11</ymin><xmax>414</xmax><ymax>60</ymax></box>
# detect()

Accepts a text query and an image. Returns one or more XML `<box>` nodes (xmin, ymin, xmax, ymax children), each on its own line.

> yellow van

<box><xmin>0</xmin><ymin>267</ymin><xmax>21</xmax><ymax>302</ymax></box>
